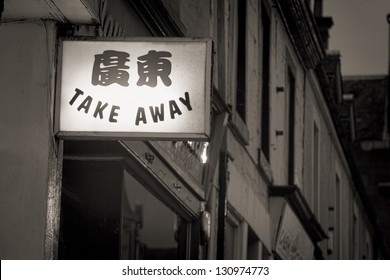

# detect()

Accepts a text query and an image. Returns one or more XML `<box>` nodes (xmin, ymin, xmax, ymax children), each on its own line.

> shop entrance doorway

<box><xmin>58</xmin><ymin>141</ymin><xmax>189</xmax><ymax>259</ymax></box>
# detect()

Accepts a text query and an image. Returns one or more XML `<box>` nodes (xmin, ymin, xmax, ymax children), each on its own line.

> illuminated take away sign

<box><xmin>56</xmin><ymin>38</ymin><xmax>212</xmax><ymax>140</ymax></box>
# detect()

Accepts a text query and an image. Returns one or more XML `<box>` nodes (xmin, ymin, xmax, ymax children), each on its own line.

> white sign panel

<box><xmin>275</xmin><ymin>205</ymin><xmax>315</xmax><ymax>260</ymax></box>
<box><xmin>56</xmin><ymin>38</ymin><xmax>211</xmax><ymax>140</ymax></box>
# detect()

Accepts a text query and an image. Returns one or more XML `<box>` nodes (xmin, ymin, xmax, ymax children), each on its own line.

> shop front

<box><xmin>55</xmin><ymin>36</ymin><xmax>212</xmax><ymax>260</ymax></box>
<box><xmin>0</xmin><ymin>0</ymin><xmax>214</xmax><ymax>259</ymax></box>
<box><xmin>59</xmin><ymin>140</ymin><xmax>208</xmax><ymax>259</ymax></box>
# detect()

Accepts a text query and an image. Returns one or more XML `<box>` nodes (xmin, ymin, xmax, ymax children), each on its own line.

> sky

<box><xmin>323</xmin><ymin>0</ymin><xmax>390</xmax><ymax>76</ymax></box>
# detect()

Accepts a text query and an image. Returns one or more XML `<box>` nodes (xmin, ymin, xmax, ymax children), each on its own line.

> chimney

<box><xmin>314</xmin><ymin>0</ymin><xmax>334</xmax><ymax>49</ymax></box>
<box><xmin>314</xmin><ymin>0</ymin><xmax>323</xmax><ymax>17</ymax></box>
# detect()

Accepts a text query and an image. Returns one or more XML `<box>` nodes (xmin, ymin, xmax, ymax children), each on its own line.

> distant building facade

<box><xmin>0</xmin><ymin>0</ymin><xmax>388</xmax><ymax>259</ymax></box>
<box><xmin>341</xmin><ymin>75</ymin><xmax>390</xmax><ymax>258</ymax></box>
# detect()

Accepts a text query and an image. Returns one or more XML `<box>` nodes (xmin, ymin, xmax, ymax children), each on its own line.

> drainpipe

<box><xmin>216</xmin><ymin>148</ymin><xmax>228</xmax><ymax>260</ymax></box>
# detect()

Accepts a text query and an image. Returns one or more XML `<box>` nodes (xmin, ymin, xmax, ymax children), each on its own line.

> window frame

<box><xmin>259</xmin><ymin>0</ymin><xmax>272</xmax><ymax>161</ymax></box>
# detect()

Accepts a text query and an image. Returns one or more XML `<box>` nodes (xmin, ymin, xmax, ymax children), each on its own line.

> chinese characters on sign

<box><xmin>92</xmin><ymin>50</ymin><xmax>130</xmax><ymax>87</ymax></box>
<box><xmin>58</xmin><ymin>39</ymin><xmax>211</xmax><ymax>139</ymax></box>
<box><xmin>91</xmin><ymin>50</ymin><xmax>173</xmax><ymax>88</ymax></box>
<box><xmin>137</xmin><ymin>50</ymin><xmax>172</xmax><ymax>87</ymax></box>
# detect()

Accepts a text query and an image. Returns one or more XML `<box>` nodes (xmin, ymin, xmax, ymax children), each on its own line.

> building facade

<box><xmin>0</xmin><ymin>0</ymin><xmax>387</xmax><ymax>259</ymax></box>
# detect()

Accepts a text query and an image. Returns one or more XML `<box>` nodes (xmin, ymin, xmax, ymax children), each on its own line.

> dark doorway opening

<box><xmin>58</xmin><ymin>141</ymin><xmax>190</xmax><ymax>260</ymax></box>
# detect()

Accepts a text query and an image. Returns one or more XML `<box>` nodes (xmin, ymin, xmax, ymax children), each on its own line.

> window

<box><xmin>260</xmin><ymin>2</ymin><xmax>271</xmax><ymax>160</ymax></box>
<box><xmin>224</xmin><ymin>217</ymin><xmax>239</xmax><ymax>259</ymax></box>
<box><xmin>287</xmin><ymin>68</ymin><xmax>296</xmax><ymax>185</ymax></box>
<box><xmin>313</xmin><ymin>121</ymin><xmax>320</xmax><ymax>215</ymax></box>
<box><xmin>121</xmin><ymin>170</ymin><xmax>188</xmax><ymax>259</ymax></box>
<box><xmin>247</xmin><ymin>226</ymin><xmax>260</xmax><ymax>259</ymax></box>
<box><xmin>352</xmin><ymin>211</ymin><xmax>359</xmax><ymax>259</ymax></box>
<box><xmin>352</xmin><ymin>202</ymin><xmax>361</xmax><ymax>259</ymax></box>
<box><xmin>335</xmin><ymin>173</ymin><xmax>342</xmax><ymax>258</ymax></box>
<box><xmin>235</xmin><ymin>0</ymin><xmax>246</xmax><ymax>121</ymax></box>
<box><xmin>364</xmin><ymin>232</ymin><xmax>371</xmax><ymax>259</ymax></box>
<box><xmin>224</xmin><ymin>210</ymin><xmax>243</xmax><ymax>259</ymax></box>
